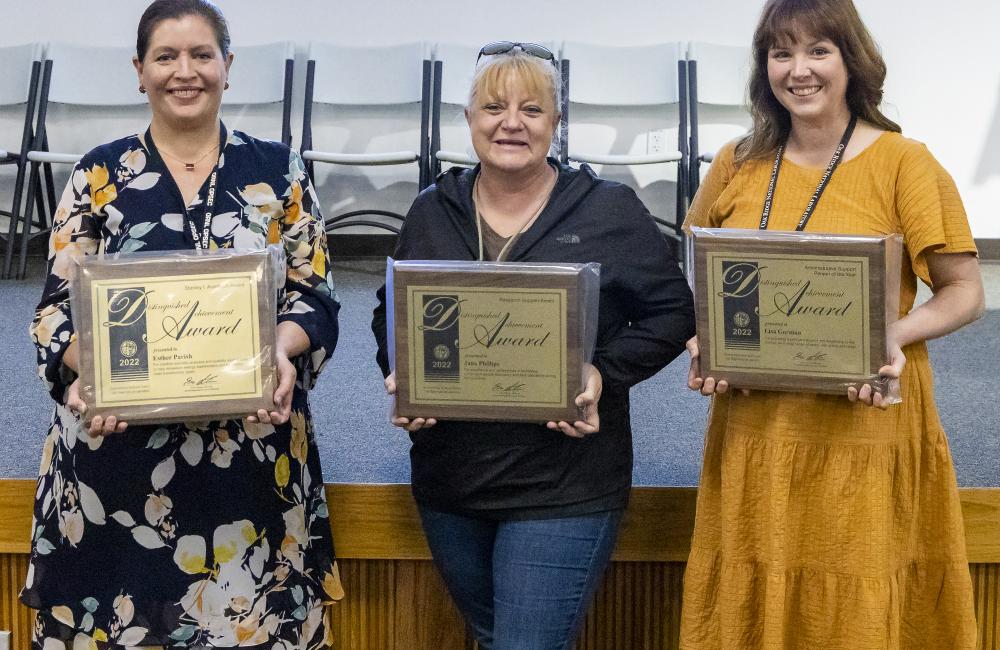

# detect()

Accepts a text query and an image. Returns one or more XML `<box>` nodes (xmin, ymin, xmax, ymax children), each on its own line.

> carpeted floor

<box><xmin>0</xmin><ymin>259</ymin><xmax>997</xmax><ymax>487</ymax></box>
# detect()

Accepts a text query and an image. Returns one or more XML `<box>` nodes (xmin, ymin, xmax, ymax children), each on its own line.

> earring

<box><xmin>139</xmin><ymin>86</ymin><xmax>147</xmax><ymax>94</ymax></box>
<box><xmin>224</xmin><ymin>81</ymin><xmax>230</xmax><ymax>90</ymax></box>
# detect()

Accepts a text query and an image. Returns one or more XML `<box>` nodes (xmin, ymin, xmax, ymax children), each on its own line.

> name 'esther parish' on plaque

<box><xmin>70</xmin><ymin>247</ymin><xmax>285</xmax><ymax>424</ymax></box>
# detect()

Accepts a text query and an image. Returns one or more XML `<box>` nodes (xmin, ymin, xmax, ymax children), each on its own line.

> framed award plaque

<box><xmin>691</xmin><ymin>228</ymin><xmax>902</xmax><ymax>395</ymax></box>
<box><xmin>389</xmin><ymin>260</ymin><xmax>601</xmax><ymax>423</ymax></box>
<box><xmin>70</xmin><ymin>248</ymin><xmax>283</xmax><ymax>424</ymax></box>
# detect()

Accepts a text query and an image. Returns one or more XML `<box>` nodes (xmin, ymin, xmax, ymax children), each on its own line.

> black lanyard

<box><xmin>759</xmin><ymin>114</ymin><xmax>857</xmax><ymax>231</ymax></box>
<box><xmin>188</xmin><ymin>167</ymin><xmax>219</xmax><ymax>250</ymax></box>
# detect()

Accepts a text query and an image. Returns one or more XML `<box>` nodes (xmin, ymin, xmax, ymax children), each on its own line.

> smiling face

<box><xmin>766</xmin><ymin>31</ymin><xmax>850</xmax><ymax>128</ymax></box>
<box><xmin>466</xmin><ymin>65</ymin><xmax>559</xmax><ymax>177</ymax></box>
<box><xmin>133</xmin><ymin>14</ymin><xmax>232</xmax><ymax>131</ymax></box>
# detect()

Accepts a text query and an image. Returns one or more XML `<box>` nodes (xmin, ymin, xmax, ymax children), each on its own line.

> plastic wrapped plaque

<box><xmin>691</xmin><ymin>227</ymin><xmax>903</xmax><ymax>398</ymax></box>
<box><xmin>388</xmin><ymin>259</ymin><xmax>601</xmax><ymax>423</ymax></box>
<box><xmin>69</xmin><ymin>247</ymin><xmax>285</xmax><ymax>424</ymax></box>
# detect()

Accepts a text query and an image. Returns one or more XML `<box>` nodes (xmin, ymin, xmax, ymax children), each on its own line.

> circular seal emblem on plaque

<box><xmin>433</xmin><ymin>344</ymin><xmax>450</xmax><ymax>360</ymax></box>
<box><xmin>733</xmin><ymin>311</ymin><xmax>751</xmax><ymax>328</ymax></box>
<box><xmin>119</xmin><ymin>340</ymin><xmax>138</xmax><ymax>358</ymax></box>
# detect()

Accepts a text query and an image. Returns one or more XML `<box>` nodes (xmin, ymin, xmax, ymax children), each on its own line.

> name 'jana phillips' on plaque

<box><xmin>388</xmin><ymin>259</ymin><xmax>601</xmax><ymax>423</ymax></box>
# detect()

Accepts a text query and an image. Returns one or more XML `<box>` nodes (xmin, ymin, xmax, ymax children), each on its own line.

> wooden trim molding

<box><xmin>0</xmin><ymin>480</ymin><xmax>997</xmax><ymax>562</ymax></box>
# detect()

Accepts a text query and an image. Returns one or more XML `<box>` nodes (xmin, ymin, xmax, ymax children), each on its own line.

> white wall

<box><xmin>3</xmin><ymin>0</ymin><xmax>998</xmax><ymax>237</ymax></box>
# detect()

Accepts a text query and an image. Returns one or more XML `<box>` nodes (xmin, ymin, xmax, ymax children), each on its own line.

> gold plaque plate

<box><xmin>390</xmin><ymin>261</ymin><xmax>600</xmax><ymax>422</ymax></box>
<box><xmin>692</xmin><ymin>228</ymin><xmax>902</xmax><ymax>394</ymax></box>
<box><xmin>72</xmin><ymin>248</ymin><xmax>281</xmax><ymax>424</ymax></box>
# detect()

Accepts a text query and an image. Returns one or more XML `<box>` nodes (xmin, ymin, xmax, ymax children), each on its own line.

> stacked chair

<box><xmin>9</xmin><ymin>43</ymin><xmax>143</xmax><ymax>280</ymax></box>
<box><xmin>685</xmin><ymin>41</ymin><xmax>752</xmax><ymax>198</ymax></box>
<box><xmin>300</xmin><ymin>42</ymin><xmax>432</xmax><ymax>235</ymax></box>
<box><xmin>221</xmin><ymin>41</ymin><xmax>296</xmax><ymax>146</ymax></box>
<box><xmin>562</xmin><ymin>41</ymin><xmax>689</xmax><ymax>239</ymax></box>
<box><xmin>0</xmin><ymin>43</ymin><xmax>45</xmax><ymax>279</ymax></box>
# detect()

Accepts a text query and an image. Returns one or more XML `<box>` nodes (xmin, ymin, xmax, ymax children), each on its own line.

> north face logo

<box><xmin>556</xmin><ymin>234</ymin><xmax>580</xmax><ymax>244</ymax></box>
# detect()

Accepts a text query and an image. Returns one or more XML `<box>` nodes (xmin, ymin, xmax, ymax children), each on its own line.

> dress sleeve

<box><xmin>592</xmin><ymin>186</ymin><xmax>696</xmax><ymax>390</ymax></box>
<box><xmin>30</xmin><ymin>163</ymin><xmax>103</xmax><ymax>403</ymax></box>
<box><xmin>684</xmin><ymin>140</ymin><xmax>739</xmax><ymax>231</ymax></box>
<box><xmin>895</xmin><ymin>142</ymin><xmax>978</xmax><ymax>286</ymax></box>
<box><xmin>277</xmin><ymin>150</ymin><xmax>340</xmax><ymax>390</ymax></box>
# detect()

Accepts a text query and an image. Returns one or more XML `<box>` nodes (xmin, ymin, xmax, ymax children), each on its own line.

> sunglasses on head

<box><xmin>476</xmin><ymin>41</ymin><xmax>558</xmax><ymax>68</ymax></box>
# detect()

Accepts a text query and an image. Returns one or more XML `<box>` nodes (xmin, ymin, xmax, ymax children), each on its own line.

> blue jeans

<box><xmin>418</xmin><ymin>506</ymin><xmax>624</xmax><ymax>650</ymax></box>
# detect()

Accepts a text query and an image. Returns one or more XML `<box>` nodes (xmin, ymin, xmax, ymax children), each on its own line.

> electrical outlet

<box><xmin>0</xmin><ymin>630</ymin><xmax>10</xmax><ymax>650</ymax></box>
<box><xmin>648</xmin><ymin>130</ymin><xmax>666</xmax><ymax>154</ymax></box>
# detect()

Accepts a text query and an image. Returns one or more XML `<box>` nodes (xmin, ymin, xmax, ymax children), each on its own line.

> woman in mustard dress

<box><xmin>680</xmin><ymin>0</ymin><xmax>985</xmax><ymax>648</ymax></box>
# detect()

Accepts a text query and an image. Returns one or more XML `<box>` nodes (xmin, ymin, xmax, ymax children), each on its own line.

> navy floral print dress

<box><xmin>24</xmin><ymin>125</ymin><xmax>343</xmax><ymax>649</ymax></box>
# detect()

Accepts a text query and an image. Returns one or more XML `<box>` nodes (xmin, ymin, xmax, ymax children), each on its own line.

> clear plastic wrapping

<box><xmin>691</xmin><ymin>227</ymin><xmax>903</xmax><ymax>401</ymax></box>
<box><xmin>69</xmin><ymin>246</ymin><xmax>285</xmax><ymax>424</ymax></box>
<box><xmin>388</xmin><ymin>258</ymin><xmax>601</xmax><ymax>422</ymax></box>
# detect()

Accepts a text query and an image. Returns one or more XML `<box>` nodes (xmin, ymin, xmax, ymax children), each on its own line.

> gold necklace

<box><xmin>157</xmin><ymin>142</ymin><xmax>220</xmax><ymax>172</ymax></box>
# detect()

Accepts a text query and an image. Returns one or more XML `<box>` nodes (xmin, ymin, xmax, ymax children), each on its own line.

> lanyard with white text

<box><xmin>187</xmin><ymin>166</ymin><xmax>219</xmax><ymax>250</ymax></box>
<box><xmin>759</xmin><ymin>114</ymin><xmax>857</xmax><ymax>231</ymax></box>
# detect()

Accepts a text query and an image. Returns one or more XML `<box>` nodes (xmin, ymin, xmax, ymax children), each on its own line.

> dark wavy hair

<box><xmin>136</xmin><ymin>0</ymin><xmax>230</xmax><ymax>61</ymax></box>
<box><xmin>735</xmin><ymin>0</ymin><xmax>901</xmax><ymax>164</ymax></box>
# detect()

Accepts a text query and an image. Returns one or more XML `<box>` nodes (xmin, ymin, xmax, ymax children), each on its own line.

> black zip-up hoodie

<box><xmin>373</xmin><ymin>160</ymin><xmax>695</xmax><ymax>519</ymax></box>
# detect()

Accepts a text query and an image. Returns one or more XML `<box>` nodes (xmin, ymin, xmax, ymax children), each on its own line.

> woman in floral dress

<box><xmin>22</xmin><ymin>1</ymin><xmax>342</xmax><ymax>647</ymax></box>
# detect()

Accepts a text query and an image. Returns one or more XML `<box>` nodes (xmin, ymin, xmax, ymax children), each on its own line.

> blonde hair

<box><xmin>468</xmin><ymin>50</ymin><xmax>561</xmax><ymax>111</ymax></box>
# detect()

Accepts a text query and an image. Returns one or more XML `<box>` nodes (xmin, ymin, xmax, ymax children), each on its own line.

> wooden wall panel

<box><xmin>328</xmin><ymin>560</ymin><xmax>469</xmax><ymax>650</ymax></box>
<box><xmin>0</xmin><ymin>481</ymin><xmax>997</xmax><ymax>650</ymax></box>
<box><xmin>974</xmin><ymin>563</ymin><xmax>999</xmax><ymax>650</ymax></box>
<box><xmin>0</xmin><ymin>554</ymin><xmax>32</xmax><ymax>650</ymax></box>
<box><xmin>577</xmin><ymin>562</ymin><xmax>685</xmax><ymax>650</ymax></box>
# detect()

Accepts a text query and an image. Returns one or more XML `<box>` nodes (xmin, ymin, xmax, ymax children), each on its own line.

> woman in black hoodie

<box><xmin>372</xmin><ymin>42</ymin><xmax>694</xmax><ymax>650</ymax></box>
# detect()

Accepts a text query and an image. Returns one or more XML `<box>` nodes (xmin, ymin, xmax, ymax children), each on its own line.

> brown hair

<box><xmin>735</xmin><ymin>0</ymin><xmax>901</xmax><ymax>164</ymax></box>
<box><xmin>137</xmin><ymin>0</ymin><xmax>230</xmax><ymax>61</ymax></box>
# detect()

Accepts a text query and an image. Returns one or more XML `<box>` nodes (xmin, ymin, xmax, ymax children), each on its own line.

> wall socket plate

<box><xmin>0</xmin><ymin>630</ymin><xmax>10</xmax><ymax>650</ymax></box>
<box><xmin>648</xmin><ymin>130</ymin><xmax>667</xmax><ymax>154</ymax></box>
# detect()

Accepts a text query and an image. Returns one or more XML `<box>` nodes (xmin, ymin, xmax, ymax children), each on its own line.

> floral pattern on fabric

<box><xmin>24</xmin><ymin>127</ymin><xmax>343</xmax><ymax>649</ymax></box>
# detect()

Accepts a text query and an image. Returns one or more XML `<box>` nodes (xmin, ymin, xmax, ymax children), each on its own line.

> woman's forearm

<box><xmin>893</xmin><ymin>254</ymin><xmax>985</xmax><ymax>348</ymax></box>
<box><xmin>63</xmin><ymin>340</ymin><xmax>80</xmax><ymax>374</ymax></box>
<box><xmin>276</xmin><ymin>321</ymin><xmax>310</xmax><ymax>358</ymax></box>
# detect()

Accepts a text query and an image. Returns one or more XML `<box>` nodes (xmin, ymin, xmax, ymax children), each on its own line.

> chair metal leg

<box><xmin>16</xmin><ymin>162</ymin><xmax>42</xmax><ymax>280</ymax></box>
<box><xmin>2</xmin><ymin>161</ymin><xmax>29</xmax><ymax>280</ymax></box>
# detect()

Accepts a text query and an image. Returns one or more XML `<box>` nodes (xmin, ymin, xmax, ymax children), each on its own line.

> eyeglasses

<box><xmin>476</xmin><ymin>41</ymin><xmax>558</xmax><ymax>68</ymax></box>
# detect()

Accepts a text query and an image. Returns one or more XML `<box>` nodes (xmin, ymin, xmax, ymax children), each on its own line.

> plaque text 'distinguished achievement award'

<box><xmin>71</xmin><ymin>248</ymin><xmax>284</xmax><ymax>424</ymax></box>
<box><xmin>691</xmin><ymin>228</ymin><xmax>902</xmax><ymax>395</ymax></box>
<box><xmin>389</xmin><ymin>260</ymin><xmax>600</xmax><ymax>422</ymax></box>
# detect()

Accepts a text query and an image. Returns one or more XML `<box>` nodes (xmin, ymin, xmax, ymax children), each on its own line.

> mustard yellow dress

<box><xmin>680</xmin><ymin>133</ymin><xmax>978</xmax><ymax>649</ymax></box>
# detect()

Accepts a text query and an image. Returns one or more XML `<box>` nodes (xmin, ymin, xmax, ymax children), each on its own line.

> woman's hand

<box><xmin>66</xmin><ymin>378</ymin><xmax>128</xmax><ymax>437</ymax></box>
<box><xmin>686</xmin><ymin>336</ymin><xmax>748</xmax><ymax>397</ymax></box>
<box><xmin>385</xmin><ymin>372</ymin><xmax>437</xmax><ymax>432</ymax></box>
<box><xmin>848</xmin><ymin>341</ymin><xmax>905</xmax><ymax>409</ymax></box>
<box><xmin>249</xmin><ymin>322</ymin><xmax>307</xmax><ymax>426</ymax></box>
<box><xmin>547</xmin><ymin>362</ymin><xmax>602</xmax><ymax>438</ymax></box>
<box><xmin>249</xmin><ymin>351</ymin><xmax>296</xmax><ymax>425</ymax></box>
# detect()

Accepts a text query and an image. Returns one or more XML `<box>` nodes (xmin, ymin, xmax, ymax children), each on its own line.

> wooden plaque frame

<box><xmin>392</xmin><ymin>262</ymin><xmax>598</xmax><ymax>423</ymax></box>
<box><xmin>692</xmin><ymin>228</ymin><xmax>902</xmax><ymax>394</ymax></box>
<box><xmin>72</xmin><ymin>250</ymin><xmax>279</xmax><ymax>424</ymax></box>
